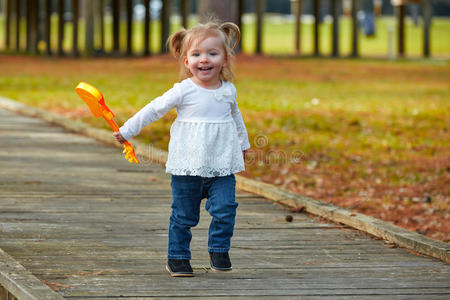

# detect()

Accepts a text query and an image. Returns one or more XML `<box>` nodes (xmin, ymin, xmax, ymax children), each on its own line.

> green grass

<box><xmin>0</xmin><ymin>55</ymin><xmax>448</xmax><ymax>240</ymax></box>
<box><xmin>0</xmin><ymin>14</ymin><xmax>449</xmax><ymax>57</ymax></box>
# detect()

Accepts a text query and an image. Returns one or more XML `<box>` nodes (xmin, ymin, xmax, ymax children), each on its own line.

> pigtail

<box><xmin>220</xmin><ymin>22</ymin><xmax>241</xmax><ymax>51</ymax></box>
<box><xmin>168</xmin><ymin>29</ymin><xmax>187</xmax><ymax>59</ymax></box>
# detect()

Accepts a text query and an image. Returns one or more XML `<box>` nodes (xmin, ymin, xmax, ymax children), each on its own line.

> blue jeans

<box><xmin>168</xmin><ymin>174</ymin><xmax>238</xmax><ymax>260</ymax></box>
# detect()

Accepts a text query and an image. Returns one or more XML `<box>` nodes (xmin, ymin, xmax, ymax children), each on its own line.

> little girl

<box><xmin>113</xmin><ymin>21</ymin><xmax>250</xmax><ymax>277</ymax></box>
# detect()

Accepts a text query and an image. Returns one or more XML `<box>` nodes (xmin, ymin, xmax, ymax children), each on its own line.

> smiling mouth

<box><xmin>198</xmin><ymin>66</ymin><xmax>213</xmax><ymax>71</ymax></box>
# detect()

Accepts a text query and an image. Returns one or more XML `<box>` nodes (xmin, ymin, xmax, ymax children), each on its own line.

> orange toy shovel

<box><xmin>75</xmin><ymin>82</ymin><xmax>139</xmax><ymax>164</ymax></box>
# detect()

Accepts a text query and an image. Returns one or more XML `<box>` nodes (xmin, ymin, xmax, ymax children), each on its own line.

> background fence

<box><xmin>0</xmin><ymin>0</ymin><xmax>445</xmax><ymax>58</ymax></box>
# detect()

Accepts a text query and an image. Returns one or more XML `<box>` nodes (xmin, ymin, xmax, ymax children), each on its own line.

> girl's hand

<box><xmin>113</xmin><ymin>132</ymin><xmax>126</xmax><ymax>144</ymax></box>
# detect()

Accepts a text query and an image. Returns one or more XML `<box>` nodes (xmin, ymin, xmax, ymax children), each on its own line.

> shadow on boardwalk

<box><xmin>0</xmin><ymin>107</ymin><xmax>449</xmax><ymax>299</ymax></box>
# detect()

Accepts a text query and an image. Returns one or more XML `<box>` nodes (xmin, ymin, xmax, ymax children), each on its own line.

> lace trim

<box><xmin>166</xmin><ymin>166</ymin><xmax>244</xmax><ymax>178</ymax></box>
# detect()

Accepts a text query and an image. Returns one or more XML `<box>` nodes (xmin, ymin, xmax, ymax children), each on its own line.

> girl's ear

<box><xmin>183</xmin><ymin>55</ymin><xmax>189</xmax><ymax>68</ymax></box>
<box><xmin>223</xmin><ymin>54</ymin><xmax>229</xmax><ymax>67</ymax></box>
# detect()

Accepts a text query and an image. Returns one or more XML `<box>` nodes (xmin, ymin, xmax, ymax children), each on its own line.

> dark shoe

<box><xmin>209</xmin><ymin>252</ymin><xmax>232</xmax><ymax>271</ymax></box>
<box><xmin>166</xmin><ymin>259</ymin><xmax>194</xmax><ymax>277</ymax></box>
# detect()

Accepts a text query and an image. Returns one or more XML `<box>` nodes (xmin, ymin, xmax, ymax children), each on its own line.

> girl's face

<box><xmin>184</xmin><ymin>36</ymin><xmax>228</xmax><ymax>89</ymax></box>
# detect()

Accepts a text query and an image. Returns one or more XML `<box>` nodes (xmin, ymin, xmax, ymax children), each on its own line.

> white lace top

<box><xmin>119</xmin><ymin>78</ymin><xmax>251</xmax><ymax>177</ymax></box>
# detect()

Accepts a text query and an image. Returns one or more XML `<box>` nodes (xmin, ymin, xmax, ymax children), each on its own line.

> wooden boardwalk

<box><xmin>0</xmin><ymin>107</ymin><xmax>449</xmax><ymax>299</ymax></box>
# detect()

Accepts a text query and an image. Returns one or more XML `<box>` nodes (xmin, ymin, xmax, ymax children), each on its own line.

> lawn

<box><xmin>0</xmin><ymin>55</ymin><xmax>448</xmax><ymax>242</ymax></box>
<box><xmin>0</xmin><ymin>14</ymin><xmax>449</xmax><ymax>57</ymax></box>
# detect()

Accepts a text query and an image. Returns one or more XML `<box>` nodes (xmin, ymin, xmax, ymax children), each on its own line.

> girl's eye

<box><xmin>192</xmin><ymin>53</ymin><xmax>200</xmax><ymax>57</ymax></box>
<box><xmin>210</xmin><ymin>52</ymin><xmax>217</xmax><ymax>56</ymax></box>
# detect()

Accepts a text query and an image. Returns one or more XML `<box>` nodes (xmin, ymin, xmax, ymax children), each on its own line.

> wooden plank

<box><xmin>0</xmin><ymin>101</ymin><xmax>450</xmax><ymax>298</ymax></box>
<box><xmin>0</xmin><ymin>249</ymin><xmax>63</xmax><ymax>300</ymax></box>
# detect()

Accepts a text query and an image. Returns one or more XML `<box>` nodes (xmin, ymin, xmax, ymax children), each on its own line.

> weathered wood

<box><xmin>0</xmin><ymin>99</ymin><xmax>449</xmax><ymax>298</ymax></box>
<box><xmin>0</xmin><ymin>249</ymin><xmax>63</xmax><ymax>300</ymax></box>
<box><xmin>0</xmin><ymin>95</ymin><xmax>449</xmax><ymax>265</ymax></box>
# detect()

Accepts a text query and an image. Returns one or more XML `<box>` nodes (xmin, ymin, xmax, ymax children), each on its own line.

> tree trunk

<box><xmin>198</xmin><ymin>0</ymin><xmax>239</xmax><ymax>24</ymax></box>
<box><xmin>126</xmin><ymin>0</ymin><xmax>133</xmax><ymax>56</ymax></box>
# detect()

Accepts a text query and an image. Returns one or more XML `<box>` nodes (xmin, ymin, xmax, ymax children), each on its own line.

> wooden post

<box><xmin>313</xmin><ymin>0</ymin><xmax>319</xmax><ymax>56</ymax></box>
<box><xmin>397</xmin><ymin>4</ymin><xmax>405</xmax><ymax>57</ymax></box>
<box><xmin>26</xmin><ymin>0</ymin><xmax>39</xmax><ymax>54</ymax></box>
<box><xmin>126</xmin><ymin>0</ymin><xmax>132</xmax><ymax>56</ymax></box>
<box><xmin>72</xmin><ymin>0</ymin><xmax>79</xmax><ymax>57</ymax></box>
<box><xmin>422</xmin><ymin>0</ymin><xmax>431</xmax><ymax>58</ymax></box>
<box><xmin>45</xmin><ymin>0</ymin><xmax>51</xmax><ymax>56</ymax></box>
<box><xmin>237</xmin><ymin>0</ymin><xmax>244</xmax><ymax>53</ymax></box>
<box><xmin>144</xmin><ymin>0</ymin><xmax>151</xmax><ymax>56</ymax></box>
<box><xmin>57</xmin><ymin>0</ymin><xmax>64</xmax><ymax>56</ymax></box>
<box><xmin>160</xmin><ymin>0</ymin><xmax>171</xmax><ymax>54</ymax></box>
<box><xmin>5</xmin><ymin>0</ymin><xmax>12</xmax><ymax>50</ymax></box>
<box><xmin>255</xmin><ymin>0</ymin><xmax>264</xmax><ymax>54</ymax></box>
<box><xmin>351</xmin><ymin>0</ymin><xmax>359</xmax><ymax>57</ymax></box>
<box><xmin>331</xmin><ymin>0</ymin><xmax>339</xmax><ymax>57</ymax></box>
<box><xmin>112</xmin><ymin>0</ymin><xmax>119</xmax><ymax>54</ymax></box>
<box><xmin>85</xmin><ymin>0</ymin><xmax>94</xmax><ymax>56</ymax></box>
<box><xmin>5</xmin><ymin>0</ymin><xmax>12</xmax><ymax>49</ymax></box>
<box><xmin>15</xmin><ymin>0</ymin><xmax>21</xmax><ymax>51</ymax></box>
<box><xmin>294</xmin><ymin>0</ymin><xmax>302</xmax><ymax>55</ymax></box>
<box><xmin>180</xmin><ymin>0</ymin><xmax>189</xmax><ymax>29</ymax></box>
<box><xmin>99</xmin><ymin>0</ymin><xmax>105</xmax><ymax>52</ymax></box>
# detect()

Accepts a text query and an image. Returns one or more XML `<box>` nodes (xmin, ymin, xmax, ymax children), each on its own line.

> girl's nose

<box><xmin>200</xmin><ymin>54</ymin><xmax>208</xmax><ymax>62</ymax></box>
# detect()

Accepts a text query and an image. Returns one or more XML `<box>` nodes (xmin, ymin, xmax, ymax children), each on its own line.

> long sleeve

<box><xmin>231</xmin><ymin>100</ymin><xmax>251</xmax><ymax>151</ymax></box>
<box><xmin>119</xmin><ymin>85</ymin><xmax>181</xmax><ymax>141</ymax></box>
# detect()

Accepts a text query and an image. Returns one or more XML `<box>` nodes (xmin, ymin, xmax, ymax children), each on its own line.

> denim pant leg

<box><xmin>168</xmin><ymin>175</ymin><xmax>203</xmax><ymax>260</ymax></box>
<box><xmin>204</xmin><ymin>174</ymin><xmax>238</xmax><ymax>253</ymax></box>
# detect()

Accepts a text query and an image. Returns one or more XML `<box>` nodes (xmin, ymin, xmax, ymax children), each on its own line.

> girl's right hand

<box><xmin>113</xmin><ymin>132</ymin><xmax>126</xmax><ymax>144</ymax></box>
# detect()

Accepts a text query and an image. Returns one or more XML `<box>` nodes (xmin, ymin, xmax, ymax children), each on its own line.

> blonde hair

<box><xmin>168</xmin><ymin>21</ymin><xmax>240</xmax><ymax>82</ymax></box>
